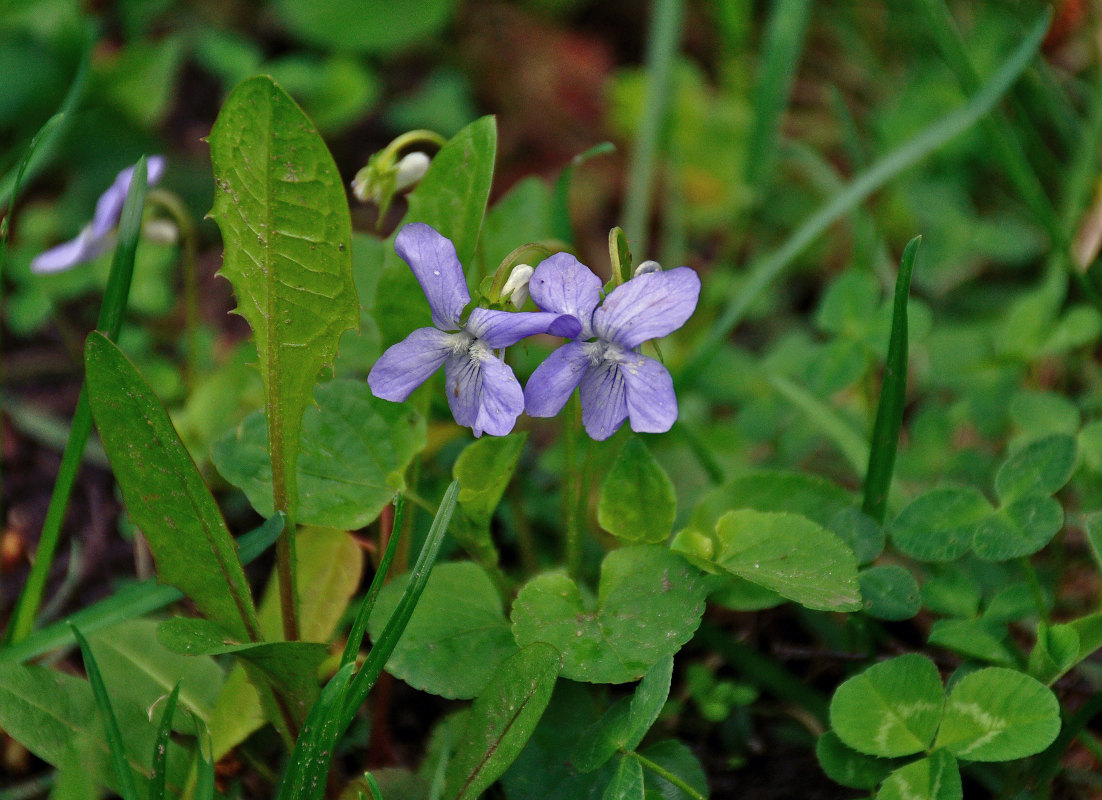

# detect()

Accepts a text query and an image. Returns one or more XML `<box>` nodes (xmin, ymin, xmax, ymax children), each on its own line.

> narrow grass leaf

<box><xmin>863</xmin><ymin>235</ymin><xmax>920</xmax><ymax>522</ymax></box>
<box><xmin>622</xmin><ymin>0</ymin><xmax>685</xmax><ymax>253</ymax></box>
<box><xmin>276</xmin><ymin>663</ymin><xmax>356</xmax><ymax>800</ymax></box>
<box><xmin>340</xmin><ymin>480</ymin><xmax>460</xmax><ymax>731</ymax></box>
<box><xmin>0</xmin><ymin>516</ymin><xmax>281</xmax><ymax>665</ymax></box>
<box><xmin>0</xmin><ymin>32</ymin><xmax>91</xmax><ymax>205</ymax></box>
<box><xmin>71</xmin><ymin>625</ymin><xmax>139</xmax><ymax>800</ymax></box>
<box><xmin>84</xmin><ymin>332</ymin><xmax>261</xmax><ymax>641</ymax></box>
<box><xmin>767</xmin><ymin>373</ymin><xmax>869</xmax><ymax>475</ymax></box>
<box><xmin>5</xmin><ymin>159</ymin><xmax>149</xmax><ymax>646</ymax></box>
<box><xmin>683</xmin><ymin>13</ymin><xmax>1050</xmax><ymax>380</ymax></box>
<box><xmin>444</xmin><ymin>642</ymin><xmax>562</xmax><ymax>800</ymax></box>
<box><xmin>552</xmin><ymin>142</ymin><xmax>615</xmax><ymax>244</ymax></box>
<box><xmin>341</xmin><ymin>494</ymin><xmax>405</xmax><ymax>671</ymax></box>
<box><xmin>149</xmin><ymin>683</ymin><xmax>181</xmax><ymax>800</ymax></box>
<box><xmin>744</xmin><ymin>0</ymin><xmax>813</xmax><ymax>191</ymax></box>
<box><xmin>208</xmin><ymin>75</ymin><xmax>358</xmax><ymax>521</ymax></box>
<box><xmin>914</xmin><ymin>0</ymin><xmax>1063</xmax><ymax>251</ymax></box>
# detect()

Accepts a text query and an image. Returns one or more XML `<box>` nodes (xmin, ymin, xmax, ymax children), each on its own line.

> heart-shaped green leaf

<box><xmin>451</xmin><ymin>433</ymin><xmax>526</xmax><ymax>564</ymax></box>
<box><xmin>369</xmin><ymin>562</ymin><xmax>516</xmax><ymax>699</ymax></box>
<box><xmin>876</xmin><ymin>749</ymin><xmax>961</xmax><ymax>800</ymax></box>
<box><xmin>598</xmin><ymin>437</ymin><xmax>677</xmax><ymax>544</ymax></box>
<box><xmin>934</xmin><ymin>668</ymin><xmax>1060</xmax><ymax>761</ymax></box>
<box><xmin>816</xmin><ymin>731</ymin><xmax>897</xmax><ymax>790</ymax></box>
<box><xmin>830</xmin><ymin>653</ymin><xmax>943</xmax><ymax>757</ymax></box>
<box><xmin>993</xmin><ymin>433</ymin><xmax>1077</xmax><ymax>504</ymax></box>
<box><xmin>511</xmin><ymin>547</ymin><xmax>706</xmax><ymax>684</ymax></box>
<box><xmin>972</xmin><ymin>494</ymin><xmax>1063</xmax><ymax>561</ymax></box>
<box><xmin>212</xmin><ymin>380</ymin><xmax>425</xmax><ymax>530</ymax></box>
<box><xmin>859</xmin><ymin>565</ymin><xmax>921</xmax><ymax>621</ymax></box>
<box><xmin>712</xmin><ymin>510</ymin><xmax>862</xmax><ymax>612</ymax></box>
<box><xmin>891</xmin><ymin>486</ymin><xmax>991</xmax><ymax>562</ymax></box>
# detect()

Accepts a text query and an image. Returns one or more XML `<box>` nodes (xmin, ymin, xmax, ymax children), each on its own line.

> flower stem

<box><xmin>146</xmin><ymin>189</ymin><xmax>202</xmax><ymax>387</ymax></box>
<box><xmin>627</xmin><ymin>751</ymin><xmax>706</xmax><ymax>800</ymax></box>
<box><xmin>3</xmin><ymin>157</ymin><xmax>148</xmax><ymax>646</ymax></box>
<box><xmin>564</xmin><ymin>391</ymin><xmax>582</xmax><ymax>580</ymax></box>
<box><xmin>270</xmin><ymin>442</ymin><xmax>300</xmax><ymax>642</ymax></box>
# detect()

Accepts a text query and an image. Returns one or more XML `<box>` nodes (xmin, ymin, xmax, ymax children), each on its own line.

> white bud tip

<box><xmin>503</xmin><ymin>263</ymin><xmax>535</xmax><ymax>308</ymax></box>
<box><xmin>142</xmin><ymin>219</ymin><xmax>179</xmax><ymax>245</ymax></box>
<box><xmin>394</xmin><ymin>152</ymin><xmax>431</xmax><ymax>192</ymax></box>
<box><xmin>634</xmin><ymin>260</ymin><xmax>662</xmax><ymax>277</ymax></box>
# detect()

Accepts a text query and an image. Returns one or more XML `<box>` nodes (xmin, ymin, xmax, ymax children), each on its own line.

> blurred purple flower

<box><xmin>31</xmin><ymin>156</ymin><xmax>167</xmax><ymax>274</ymax></box>
<box><xmin>524</xmin><ymin>253</ymin><xmax>700</xmax><ymax>440</ymax></box>
<box><xmin>368</xmin><ymin>223</ymin><xmax>581</xmax><ymax>437</ymax></box>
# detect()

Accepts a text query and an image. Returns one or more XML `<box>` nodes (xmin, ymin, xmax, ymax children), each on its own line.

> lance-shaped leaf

<box><xmin>208</xmin><ymin>75</ymin><xmax>357</xmax><ymax>517</ymax></box>
<box><xmin>444</xmin><ymin>642</ymin><xmax>562</xmax><ymax>800</ymax></box>
<box><xmin>84</xmin><ymin>333</ymin><xmax>261</xmax><ymax>641</ymax></box>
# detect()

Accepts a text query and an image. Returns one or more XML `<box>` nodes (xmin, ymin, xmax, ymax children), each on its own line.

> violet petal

<box><xmin>444</xmin><ymin>349</ymin><xmax>523</xmax><ymax>437</ymax></box>
<box><xmin>579</xmin><ymin>359</ymin><xmax>628</xmax><ymax>441</ymax></box>
<box><xmin>394</xmin><ymin>222</ymin><xmax>471</xmax><ymax>330</ymax></box>
<box><xmin>466</xmin><ymin>307</ymin><xmax>581</xmax><ymax>349</ymax></box>
<box><xmin>529</xmin><ymin>253</ymin><xmax>603</xmax><ymax>339</ymax></box>
<box><xmin>367</xmin><ymin>327</ymin><xmax>454</xmax><ymax>402</ymax></box>
<box><xmin>593</xmin><ymin>266</ymin><xmax>701</xmax><ymax>348</ymax></box>
<box><xmin>30</xmin><ymin>228</ymin><xmax>105</xmax><ymax>274</ymax></box>
<box><xmin>91</xmin><ymin>156</ymin><xmax>167</xmax><ymax>239</ymax></box>
<box><xmin>619</xmin><ymin>351</ymin><xmax>678</xmax><ymax>434</ymax></box>
<box><xmin>524</xmin><ymin>340</ymin><xmax>590</xmax><ymax>418</ymax></box>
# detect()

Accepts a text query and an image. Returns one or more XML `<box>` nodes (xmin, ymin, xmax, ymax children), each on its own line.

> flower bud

<box><xmin>394</xmin><ymin>151</ymin><xmax>431</xmax><ymax>192</ymax></box>
<box><xmin>634</xmin><ymin>259</ymin><xmax>662</xmax><ymax>277</ymax></box>
<box><xmin>142</xmin><ymin>218</ymin><xmax>179</xmax><ymax>245</ymax></box>
<box><xmin>502</xmin><ymin>264</ymin><xmax>535</xmax><ymax>309</ymax></box>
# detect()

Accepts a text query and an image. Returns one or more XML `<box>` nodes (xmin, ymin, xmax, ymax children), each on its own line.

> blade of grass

<box><xmin>149</xmin><ymin>682</ymin><xmax>181</xmax><ymax>800</ymax></box>
<box><xmin>914</xmin><ymin>0</ymin><xmax>1065</xmax><ymax>252</ymax></box>
<box><xmin>193</xmin><ymin>721</ymin><xmax>216</xmax><ymax>800</ymax></box>
<box><xmin>680</xmin><ymin>12</ymin><xmax>1050</xmax><ymax>383</ymax></box>
<box><xmin>4</xmin><ymin>157</ymin><xmax>150</xmax><ymax>646</ymax></box>
<box><xmin>622</xmin><ymin>0</ymin><xmax>685</xmax><ymax>254</ymax></box>
<box><xmin>71</xmin><ymin>624</ymin><xmax>139</xmax><ymax>800</ymax></box>
<box><xmin>2</xmin><ymin>398</ymin><xmax>109</xmax><ymax>467</ymax></box>
<box><xmin>340</xmin><ymin>494</ymin><xmax>405</xmax><ymax>671</ymax></box>
<box><xmin>0</xmin><ymin>515</ymin><xmax>283</xmax><ymax>664</ymax></box>
<box><xmin>0</xmin><ymin>34</ymin><xmax>91</xmax><ymax>206</ymax></box>
<box><xmin>862</xmin><ymin>236</ymin><xmax>921</xmax><ymax>523</ymax></box>
<box><xmin>0</xmin><ymin>112</ymin><xmax>65</xmax><ymax>558</ymax></box>
<box><xmin>743</xmin><ymin>0</ymin><xmax>813</xmax><ymax>193</ymax></box>
<box><xmin>275</xmin><ymin>662</ymin><xmax>356</xmax><ymax>800</ymax></box>
<box><xmin>551</xmin><ymin>142</ymin><xmax>615</xmax><ymax>246</ymax></box>
<box><xmin>766</xmin><ymin>372</ymin><xmax>868</xmax><ymax>475</ymax></box>
<box><xmin>339</xmin><ymin>480</ymin><xmax>459</xmax><ymax>732</ymax></box>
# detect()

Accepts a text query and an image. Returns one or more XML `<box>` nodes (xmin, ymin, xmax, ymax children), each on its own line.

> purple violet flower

<box><xmin>368</xmin><ymin>223</ymin><xmax>581</xmax><ymax>437</ymax></box>
<box><xmin>31</xmin><ymin>156</ymin><xmax>167</xmax><ymax>274</ymax></box>
<box><xmin>524</xmin><ymin>253</ymin><xmax>700</xmax><ymax>440</ymax></box>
